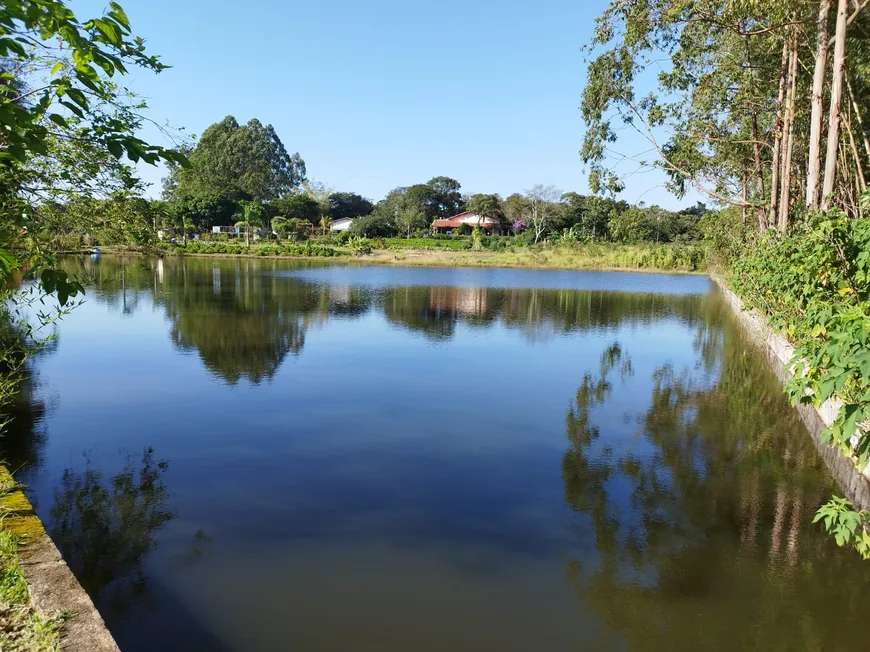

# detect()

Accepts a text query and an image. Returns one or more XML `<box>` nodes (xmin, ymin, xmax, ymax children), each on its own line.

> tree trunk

<box><xmin>806</xmin><ymin>0</ymin><xmax>832</xmax><ymax>209</ymax></box>
<box><xmin>768</xmin><ymin>42</ymin><xmax>790</xmax><ymax>230</ymax></box>
<box><xmin>778</xmin><ymin>42</ymin><xmax>798</xmax><ymax>231</ymax></box>
<box><xmin>822</xmin><ymin>0</ymin><xmax>850</xmax><ymax>210</ymax></box>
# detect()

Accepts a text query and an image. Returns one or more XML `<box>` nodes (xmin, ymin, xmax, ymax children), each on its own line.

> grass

<box><xmin>361</xmin><ymin>242</ymin><xmax>708</xmax><ymax>273</ymax></box>
<box><xmin>0</xmin><ymin>469</ymin><xmax>63</xmax><ymax>652</ymax></box>
<box><xmin>129</xmin><ymin>240</ymin><xmax>708</xmax><ymax>273</ymax></box>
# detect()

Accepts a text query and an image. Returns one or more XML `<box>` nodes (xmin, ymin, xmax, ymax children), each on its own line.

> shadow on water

<box><xmin>560</xmin><ymin>302</ymin><xmax>870</xmax><ymax>650</ymax></box>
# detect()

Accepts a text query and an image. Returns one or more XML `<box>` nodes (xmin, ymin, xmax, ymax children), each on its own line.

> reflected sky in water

<box><xmin>6</xmin><ymin>256</ymin><xmax>869</xmax><ymax>652</ymax></box>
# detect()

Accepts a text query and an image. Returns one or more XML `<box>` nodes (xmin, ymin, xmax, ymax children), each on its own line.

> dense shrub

<box><xmin>175</xmin><ymin>241</ymin><xmax>338</xmax><ymax>257</ymax></box>
<box><xmin>349</xmin><ymin>213</ymin><xmax>398</xmax><ymax>238</ymax></box>
<box><xmin>725</xmin><ymin>211</ymin><xmax>870</xmax><ymax>558</ymax></box>
<box><xmin>385</xmin><ymin>237</ymin><xmax>471</xmax><ymax>251</ymax></box>
<box><xmin>729</xmin><ymin>212</ymin><xmax>870</xmax><ymax>470</ymax></box>
<box><xmin>608</xmin><ymin>206</ymin><xmax>702</xmax><ymax>243</ymax></box>
<box><xmin>348</xmin><ymin>236</ymin><xmax>374</xmax><ymax>255</ymax></box>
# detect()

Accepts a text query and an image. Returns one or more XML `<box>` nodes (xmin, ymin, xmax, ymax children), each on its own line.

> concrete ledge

<box><xmin>713</xmin><ymin>277</ymin><xmax>870</xmax><ymax>511</ymax></box>
<box><xmin>0</xmin><ymin>465</ymin><xmax>119</xmax><ymax>652</ymax></box>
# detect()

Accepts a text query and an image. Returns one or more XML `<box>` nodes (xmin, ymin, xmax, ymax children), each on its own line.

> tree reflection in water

<box><xmin>59</xmin><ymin>256</ymin><xmax>715</xmax><ymax>386</ymax></box>
<box><xmin>561</xmin><ymin>306</ymin><xmax>870</xmax><ymax>650</ymax></box>
<box><xmin>49</xmin><ymin>447</ymin><xmax>173</xmax><ymax>620</ymax></box>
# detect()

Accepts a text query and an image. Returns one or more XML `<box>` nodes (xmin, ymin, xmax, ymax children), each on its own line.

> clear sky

<box><xmin>74</xmin><ymin>0</ymin><xmax>687</xmax><ymax>208</ymax></box>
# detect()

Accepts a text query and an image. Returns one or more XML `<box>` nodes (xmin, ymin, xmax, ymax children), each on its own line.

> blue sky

<box><xmin>74</xmin><ymin>0</ymin><xmax>686</xmax><ymax>208</ymax></box>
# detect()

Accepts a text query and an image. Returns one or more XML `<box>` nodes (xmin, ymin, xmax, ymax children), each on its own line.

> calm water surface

<box><xmin>5</xmin><ymin>256</ymin><xmax>869</xmax><ymax>651</ymax></box>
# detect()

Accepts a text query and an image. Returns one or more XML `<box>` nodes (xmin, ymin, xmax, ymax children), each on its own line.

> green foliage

<box><xmin>375</xmin><ymin>177</ymin><xmax>464</xmax><ymax>224</ymax></box>
<box><xmin>395</xmin><ymin>208</ymin><xmax>427</xmax><ymax>237</ymax></box>
<box><xmin>327</xmin><ymin>192</ymin><xmax>373</xmax><ymax>220</ymax></box>
<box><xmin>385</xmin><ymin>237</ymin><xmax>471</xmax><ymax>251</ymax></box>
<box><xmin>425</xmin><ymin>176</ymin><xmax>464</xmax><ymax>218</ymax></box>
<box><xmin>466</xmin><ymin>193</ymin><xmax>503</xmax><ymax>222</ymax></box>
<box><xmin>172</xmin><ymin>241</ymin><xmax>339</xmax><ymax>258</ymax></box>
<box><xmin>580</xmin><ymin>0</ymin><xmax>791</xmax><ymax>202</ymax></box>
<box><xmin>349</xmin><ymin>212</ymin><xmax>397</xmax><ymax>238</ymax></box>
<box><xmin>729</xmin><ymin>211</ymin><xmax>870</xmax><ymax>467</ymax></box>
<box><xmin>814</xmin><ymin>497</ymin><xmax>870</xmax><ymax>559</ymax></box>
<box><xmin>268</xmin><ymin>192</ymin><xmax>319</xmax><ymax>224</ymax></box>
<box><xmin>348</xmin><ymin>236</ymin><xmax>373</xmax><ymax>255</ymax></box>
<box><xmin>271</xmin><ymin>214</ymin><xmax>312</xmax><ymax>241</ymax></box>
<box><xmin>700</xmin><ymin>206</ymin><xmax>751</xmax><ymax>264</ymax></box>
<box><xmin>0</xmin><ymin>0</ymin><xmax>184</xmax><ymax>303</ymax></box>
<box><xmin>0</xmin><ymin>529</ymin><xmax>61</xmax><ymax>650</ymax></box>
<box><xmin>166</xmin><ymin>116</ymin><xmax>305</xmax><ymax>203</ymax></box>
<box><xmin>727</xmin><ymin>209</ymin><xmax>870</xmax><ymax>559</ymax></box>
<box><xmin>609</xmin><ymin>205</ymin><xmax>703</xmax><ymax>244</ymax></box>
<box><xmin>457</xmin><ymin>223</ymin><xmax>472</xmax><ymax>236</ymax></box>
<box><xmin>471</xmin><ymin>227</ymin><xmax>483</xmax><ymax>251</ymax></box>
<box><xmin>165</xmin><ymin>189</ymin><xmax>236</xmax><ymax>232</ymax></box>
<box><xmin>0</xmin><ymin>530</ymin><xmax>28</xmax><ymax>606</ymax></box>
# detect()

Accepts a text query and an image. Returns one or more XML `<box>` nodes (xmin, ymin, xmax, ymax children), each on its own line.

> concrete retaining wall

<box><xmin>713</xmin><ymin>277</ymin><xmax>870</xmax><ymax>511</ymax></box>
<box><xmin>0</xmin><ymin>465</ymin><xmax>119</xmax><ymax>652</ymax></box>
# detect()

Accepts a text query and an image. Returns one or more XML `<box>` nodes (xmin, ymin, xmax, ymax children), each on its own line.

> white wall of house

<box><xmin>457</xmin><ymin>212</ymin><xmax>499</xmax><ymax>227</ymax></box>
<box><xmin>331</xmin><ymin>218</ymin><xmax>354</xmax><ymax>232</ymax></box>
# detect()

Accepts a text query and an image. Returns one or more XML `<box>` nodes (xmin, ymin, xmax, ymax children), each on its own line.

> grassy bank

<box><xmin>363</xmin><ymin>242</ymin><xmax>707</xmax><ymax>272</ymax></box>
<box><xmin>144</xmin><ymin>240</ymin><xmax>708</xmax><ymax>273</ymax></box>
<box><xmin>0</xmin><ymin>469</ymin><xmax>62</xmax><ymax>651</ymax></box>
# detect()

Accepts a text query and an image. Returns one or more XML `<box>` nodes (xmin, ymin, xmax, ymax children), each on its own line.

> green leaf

<box><xmin>0</xmin><ymin>247</ymin><xmax>18</xmax><ymax>280</ymax></box>
<box><xmin>106</xmin><ymin>140</ymin><xmax>123</xmax><ymax>159</ymax></box>
<box><xmin>95</xmin><ymin>18</ymin><xmax>122</xmax><ymax>46</ymax></box>
<box><xmin>109</xmin><ymin>2</ymin><xmax>131</xmax><ymax>29</ymax></box>
<box><xmin>48</xmin><ymin>113</ymin><xmax>69</xmax><ymax>129</ymax></box>
<box><xmin>40</xmin><ymin>269</ymin><xmax>57</xmax><ymax>294</ymax></box>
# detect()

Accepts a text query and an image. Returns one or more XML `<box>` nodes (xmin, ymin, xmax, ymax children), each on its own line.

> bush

<box><xmin>349</xmin><ymin>236</ymin><xmax>373</xmax><ymax>255</ymax></box>
<box><xmin>349</xmin><ymin>213</ymin><xmax>398</xmax><ymax>238</ymax></box>
<box><xmin>729</xmin><ymin>211</ymin><xmax>870</xmax><ymax>469</ymax></box>
<box><xmin>701</xmin><ymin>206</ymin><xmax>751</xmax><ymax>264</ymax></box>
<box><xmin>385</xmin><ymin>237</ymin><xmax>471</xmax><ymax>251</ymax></box>
<box><xmin>172</xmin><ymin>241</ymin><xmax>339</xmax><ymax>258</ymax></box>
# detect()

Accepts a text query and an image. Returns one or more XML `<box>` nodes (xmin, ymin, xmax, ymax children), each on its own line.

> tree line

<box><xmin>33</xmin><ymin>111</ymin><xmax>711</xmax><ymax>248</ymax></box>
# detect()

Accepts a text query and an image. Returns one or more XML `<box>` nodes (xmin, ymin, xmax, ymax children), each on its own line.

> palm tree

<box><xmin>234</xmin><ymin>201</ymin><xmax>264</xmax><ymax>247</ymax></box>
<box><xmin>320</xmin><ymin>215</ymin><xmax>333</xmax><ymax>236</ymax></box>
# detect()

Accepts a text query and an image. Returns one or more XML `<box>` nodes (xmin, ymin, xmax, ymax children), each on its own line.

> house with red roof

<box><xmin>431</xmin><ymin>211</ymin><xmax>504</xmax><ymax>235</ymax></box>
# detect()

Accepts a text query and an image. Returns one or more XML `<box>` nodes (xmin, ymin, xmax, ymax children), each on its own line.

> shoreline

<box><xmin>0</xmin><ymin>465</ymin><xmax>119</xmax><ymax>651</ymax></box>
<box><xmin>87</xmin><ymin>245</ymin><xmax>709</xmax><ymax>275</ymax></box>
<box><xmin>712</xmin><ymin>277</ymin><xmax>870</xmax><ymax>512</ymax></box>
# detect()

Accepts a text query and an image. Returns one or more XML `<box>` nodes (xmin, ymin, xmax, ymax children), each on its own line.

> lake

<box><xmin>5</xmin><ymin>255</ymin><xmax>869</xmax><ymax>651</ymax></box>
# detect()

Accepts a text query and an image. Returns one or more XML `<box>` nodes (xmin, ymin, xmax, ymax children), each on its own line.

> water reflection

<box><xmin>23</xmin><ymin>255</ymin><xmax>868</xmax><ymax>651</ymax></box>
<box><xmin>49</xmin><ymin>447</ymin><xmax>174</xmax><ymax>620</ymax></box>
<box><xmin>59</xmin><ymin>256</ymin><xmax>712</xmax><ymax>382</ymax></box>
<box><xmin>561</xmin><ymin>308</ymin><xmax>869</xmax><ymax>650</ymax></box>
<box><xmin>1</xmin><ymin>374</ymin><xmax>49</xmax><ymax>473</ymax></box>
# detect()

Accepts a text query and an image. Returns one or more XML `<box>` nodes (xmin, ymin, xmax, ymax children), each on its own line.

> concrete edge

<box><xmin>0</xmin><ymin>465</ymin><xmax>120</xmax><ymax>652</ymax></box>
<box><xmin>712</xmin><ymin>276</ymin><xmax>870</xmax><ymax>511</ymax></box>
